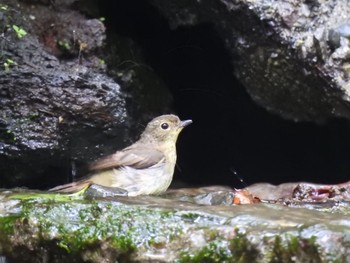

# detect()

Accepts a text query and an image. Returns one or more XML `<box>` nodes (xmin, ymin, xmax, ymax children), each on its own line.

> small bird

<box><xmin>50</xmin><ymin>114</ymin><xmax>192</xmax><ymax>196</ymax></box>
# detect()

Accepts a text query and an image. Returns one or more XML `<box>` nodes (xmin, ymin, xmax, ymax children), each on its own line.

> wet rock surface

<box><xmin>0</xmin><ymin>0</ymin><xmax>172</xmax><ymax>188</ymax></box>
<box><xmin>149</xmin><ymin>0</ymin><xmax>350</xmax><ymax>122</ymax></box>
<box><xmin>1</xmin><ymin>184</ymin><xmax>350</xmax><ymax>262</ymax></box>
<box><xmin>0</xmin><ymin>0</ymin><xmax>127</xmax><ymax>187</ymax></box>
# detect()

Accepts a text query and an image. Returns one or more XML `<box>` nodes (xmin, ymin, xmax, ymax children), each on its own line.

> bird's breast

<box><xmin>109</xmin><ymin>161</ymin><xmax>175</xmax><ymax>196</ymax></box>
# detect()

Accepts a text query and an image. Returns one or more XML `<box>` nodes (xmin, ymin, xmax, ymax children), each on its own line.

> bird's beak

<box><xmin>180</xmin><ymin>119</ymin><xmax>193</xmax><ymax>128</ymax></box>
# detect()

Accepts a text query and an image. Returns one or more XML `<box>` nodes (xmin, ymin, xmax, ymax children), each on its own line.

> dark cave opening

<box><xmin>99</xmin><ymin>0</ymin><xmax>350</xmax><ymax>188</ymax></box>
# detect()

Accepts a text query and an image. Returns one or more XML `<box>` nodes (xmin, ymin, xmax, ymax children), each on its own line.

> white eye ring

<box><xmin>161</xmin><ymin>123</ymin><xmax>169</xmax><ymax>130</ymax></box>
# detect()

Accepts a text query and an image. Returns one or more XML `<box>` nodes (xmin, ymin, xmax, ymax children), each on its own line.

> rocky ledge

<box><xmin>1</xmin><ymin>184</ymin><xmax>350</xmax><ymax>262</ymax></box>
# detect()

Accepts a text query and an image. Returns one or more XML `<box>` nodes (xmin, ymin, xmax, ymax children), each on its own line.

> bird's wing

<box><xmin>89</xmin><ymin>144</ymin><xmax>166</xmax><ymax>172</ymax></box>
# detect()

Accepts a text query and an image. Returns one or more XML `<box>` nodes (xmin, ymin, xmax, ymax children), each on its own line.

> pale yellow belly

<box><xmin>89</xmin><ymin>163</ymin><xmax>175</xmax><ymax>196</ymax></box>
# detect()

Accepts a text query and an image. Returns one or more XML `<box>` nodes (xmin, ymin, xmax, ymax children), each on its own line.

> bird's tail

<box><xmin>49</xmin><ymin>179</ymin><xmax>92</xmax><ymax>193</ymax></box>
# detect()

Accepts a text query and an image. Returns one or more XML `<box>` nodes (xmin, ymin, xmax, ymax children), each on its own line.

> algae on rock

<box><xmin>0</xmin><ymin>190</ymin><xmax>350</xmax><ymax>262</ymax></box>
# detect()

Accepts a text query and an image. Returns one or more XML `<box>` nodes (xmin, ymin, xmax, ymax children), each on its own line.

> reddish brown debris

<box><xmin>233</xmin><ymin>189</ymin><xmax>261</xmax><ymax>205</ymax></box>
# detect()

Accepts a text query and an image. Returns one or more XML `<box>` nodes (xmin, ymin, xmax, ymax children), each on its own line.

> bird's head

<box><xmin>140</xmin><ymin>114</ymin><xmax>192</xmax><ymax>144</ymax></box>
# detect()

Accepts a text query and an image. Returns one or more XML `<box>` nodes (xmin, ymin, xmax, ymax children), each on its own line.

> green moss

<box><xmin>179</xmin><ymin>240</ymin><xmax>232</xmax><ymax>263</ymax></box>
<box><xmin>3</xmin><ymin>200</ymin><xmax>137</xmax><ymax>260</ymax></box>
<box><xmin>180</xmin><ymin>212</ymin><xmax>201</xmax><ymax>222</ymax></box>
<box><xmin>8</xmin><ymin>187</ymin><xmax>87</xmax><ymax>201</ymax></box>
<box><xmin>2</xmin><ymin>194</ymin><xmax>347</xmax><ymax>262</ymax></box>
<box><xmin>0</xmin><ymin>215</ymin><xmax>21</xmax><ymax>254</ymax></box>
<box><xmin>179</xmin><ymin>230</ymin><xmax>259</xmax><ymax>263</ymax></box>
<box><xmin>268</xmin><ymin>234</ymin><xmax>322</xmax><ymax>263</ymax></box>
<box><xmin>230</xmin><ymin>230</ymin><xmax>259</xmax><ymax>262</ymax></box>
<box><xmin>12</xmin><ymin>24</ymin><xmax>27</xmax><ymax>38</ymax></box>
<box><xmin>0</xmin><ymin>215</ymin><xmax>18</xmax><ymax>235</ymax></box>
<box><xmin>0</xmin><ymin>3</ymin><xmax>28</xmax><ymax>71</ymax></box>
<box><xmin>3</xmin><ymin>58</ymin><xmax>17</xmax><ymax>71</ymax></box>
<box><xmin>57</xmin><ymin>39</ymin><xmax>71</xmax><ymax>51</ymax></box>
<box><xmin>0</xmin><ymin>197</ymin><xmax>185</xmax><ymax>261</ymax></box>
<box><xmin>178</xmin><ymin>230</ymin><xmax>324</xmax><ymax>263</ymax></box>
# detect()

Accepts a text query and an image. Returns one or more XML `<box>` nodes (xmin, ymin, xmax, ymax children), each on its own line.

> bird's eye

<box><xmin>161</xmin><ymin>123</ymin><xmax>169</xmax><ymax>130</ymax></box>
